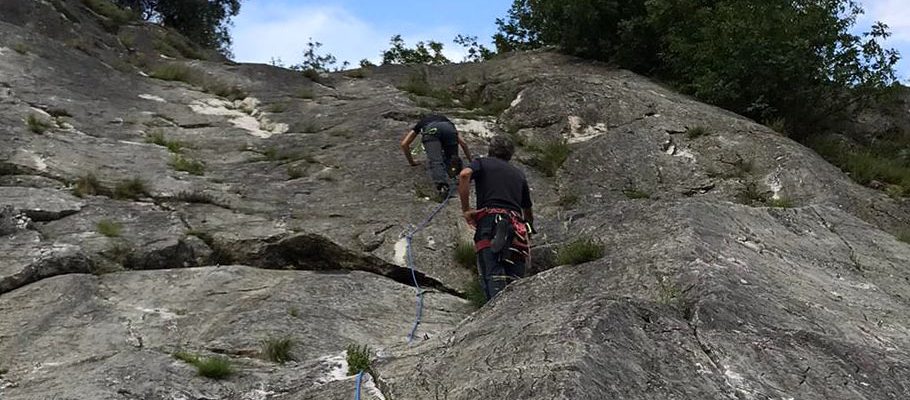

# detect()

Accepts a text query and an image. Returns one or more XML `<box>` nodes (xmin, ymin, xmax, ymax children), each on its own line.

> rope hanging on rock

<box><xmin>403</xmin><ymin>191</ymin><xmax>454</xmax><ymax>344</ymax></box>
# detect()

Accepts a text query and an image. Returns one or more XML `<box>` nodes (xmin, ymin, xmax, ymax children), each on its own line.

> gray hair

<box><xmin>488</xmin><ymin>135</ymin><xmax>515</xmax><ymax>161</ymax></box>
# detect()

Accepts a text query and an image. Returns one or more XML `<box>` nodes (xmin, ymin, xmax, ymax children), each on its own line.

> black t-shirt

<box><xmin>470</xmin><ymin>157</ymin><xmax>532</xmax><ymax>212</ymax></box>
<box><xmin>413</xmin><ymin>114</ymin><xmax>452</xmax><ymax>133</ymax></box>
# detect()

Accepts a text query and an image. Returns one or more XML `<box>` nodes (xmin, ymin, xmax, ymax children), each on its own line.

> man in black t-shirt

<box><xmin>400</xmin><ymin>114</ymin><xmax>473</xmax><ymax>199</ymax></box>
<box><xmin>457</xmin><ymin>135</ymin><xmax>534</xmax><ymax>300</ymax></box>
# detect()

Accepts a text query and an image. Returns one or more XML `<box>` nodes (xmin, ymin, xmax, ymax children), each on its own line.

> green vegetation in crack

<box><xmin>556</xmin><ymin>238</ymin><xmax>604</xmax><ymax>266</ymax></box>
<box><xmin>173</xmin><ymin>351</ymin><xmax>234</xmax><ymax>379</ymax></box>
<box><xmin>96</xmin><ymin>220</ymin><xmax>123</xmax><ymax>237</ymax></box>
<box><xmin>345</xmin><ymin>344</ymin><xmax>372</xmax><ymax>375</ymax></box>
<box><xmin>261</xmin><ymin>337</ymin><xmax>295</xmax><ymax>364</ymax></box>
<box><xmin>454</xmin><ymin>240</ymin><xmax>476</xmax><ymax>269</ymax></box>
<box><xmin>525</xmin><ymin>139</ymin><xmax>570</xmax><ymax>177</ymax></box>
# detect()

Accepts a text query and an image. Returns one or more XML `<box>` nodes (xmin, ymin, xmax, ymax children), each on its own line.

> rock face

<box><xmin>1</xmin><ymin>1</ymin><xmax>910</xmax><ymax>399</ymax></box>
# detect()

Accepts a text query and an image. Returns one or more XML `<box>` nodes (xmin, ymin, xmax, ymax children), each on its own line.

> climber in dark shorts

<box><xmin>458</xmin><ymin>135</ymin><xmax>534</xmax><ymax>300</ymax></box>
<box><xmin>400</xmin><ymin>114</ymin><xmax>473</xmax><ymax>199</ymax></box>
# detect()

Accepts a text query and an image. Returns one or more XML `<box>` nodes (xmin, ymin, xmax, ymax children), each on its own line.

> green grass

<box><xmin>526</xmin><ymin>140</ymin><xmax>571</xmax><ymax>177</ymax></box>
<box><xmin>12</xmin><ymin>43</ymin><xmax>29</xmax><ymax>55</ymax></box>
<box><xmin>465</xmin><ymin>279</ymin><xmax>487</xmax><ymax>309</ymax></box>
<box><xmin>150</xmin><ymin>64</ymin><xmax>246</xmax><ymax>101</ymax></box>
<box><xmin>288</xmin><ymin>307</ymin><xmax>300</xmax><ymax>318</ymax></box>
<box><xmin>295</xmin><ymin>88</ymin><xmax>315</xmax><ymax>99</ymax></box>
<box><xmin>558</xmin><ymin>192</ymin><xmax>579</xmax><ymax>208</ymax></box>
<box><xmin>735</xmin><ymin>182</ymin><xmax>769</xmax><ymax>206</ymax></box>
<box><xmin>768</xmin><ymin>197</ymin><xmax>794</xmax><ymax>208</ymax></box>
<box><xmin>346</xmin><ymin>344</ymin><xmax>372</xmax><ymax>375</ymax></box>
<box><xmin>287</xmin><ymin>165</ymin><xmax>306</xmax><ymax>180</ymax></box>
<box><xmin>686</xmin><ymin>126</ymin><xmax>710</xmax><ymax>139</ymax></box>
<box><xmin>96</xmin><ymin>220</ymin><xmax>123</xmax><ymax>237</ymax></box>
<box><xmin>807</xmin><ymin>136</ymin><xmax>910</xmax><ymax>196</ymax></box>
<box><xmin>171</xmin><ymin>155</ymin><xmax>205</xmax><ymax>175</ymax></box>
<box><xmin>398</xmin><ymin>74</ymin><xmax>453</xmax><ymax>104</ymax></box>
<box><xmin>146</xmin><ymin>131</ymin><xmax>183</xmax><ymax>153</ymax></box>
<box><xmin>150</xmin><ymin>64</ymin><xmax>195</xmax><ymax>82</ymax></box>
<box><xmin>101</xmin><ymin>241</ymin><xmax>132</xmax><ymax>268</ymax></box>
<box><xmin>657</xmin><ymin>279</ymin><xmax>682</xmax><ymax>305</ymax></box>
<box><xmin>113</xmin><ymin>177</ymin><xmax>148</xmax><ymax>200</ymax></box>
<box><xmin>623</xmin><ymin>188</ymin><xmax>651</xmax><ymax>199</ymax></box>
<box><xmin>345</xmin><ymin>69</ymin><xmax>368</xmax><ymax>79</ymax></box>
<box><xmin>266</xmin><ymin>103</ymin><xmax>289</xmax><ymax>113</ymax></box>
<box><xmin>175</xmin><ymin>190</ymin><xmax>215</xmax><ymax>204</ymax></box>
<box><xmin>896</xmin><ymin>231</ymin><xmax>910</xmax><ymax>244</ymax></box>
<box><xmin>765</xmin><ymin>117</ymin><xmax>788</xmax><ymax>134</ymax></box>
<box><xmin>556</xmin><ymin>238</ymin><xmax>604</xmax><ymax>266</ymax></box>
<box><xmin>454</xmin><ymin>240</ymin><xmax>476</xmax><ymax>269</ymax></box>
<box><xmin>82</xmin><ymin>0</ymin><xmax>135</xmax><ymax>32</ymax></box>
<box><xmin>74</xmin><ymin>174</ymin><xmax>103</xmax><ymax>197</ymax></box>
<box><xmin>26</xmin><ymin>114</ymin><xmax>51</xmax><ymax>134</ymax></box>
<box><xmin>261</xmin><ymin>337</ymin><xmax>295</xmax><ymax>364</ymax></box>
<box><xmin>302</xmin><ymin>68</ymin><xmax>321</xmax><ymax>81</ymax></box>
<box><xmin>173</xmin><ymin>352</ymin><xmax>233</xmax><ymax>379</ymax></box>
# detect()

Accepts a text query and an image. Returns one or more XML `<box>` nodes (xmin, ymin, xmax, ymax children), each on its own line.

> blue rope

<box><xmin>404</xmin><ymin>190</ymin><xmax>454</xmax><ymax>343</ymax></box>
<box><xmin>354</xmin><ymin>370</ymin><xmax>364</xmax><ymax>400</ymax></box>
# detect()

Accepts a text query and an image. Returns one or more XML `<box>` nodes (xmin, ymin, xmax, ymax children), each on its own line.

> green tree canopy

<box><xmin>495</xmin><ymin>0</ymin><xmax>900</xmax><ymax>134</ymax></box>
<box><xmin>116</xmin><ymin>0</ymin><xmax>241</xmax><ymax>55</ymax></box>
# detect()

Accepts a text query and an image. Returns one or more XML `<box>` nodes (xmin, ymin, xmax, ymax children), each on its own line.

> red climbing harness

<box><xmin>473</xmin><ymin>208</ymin><xmax>531</xmax><ymax>265</ymax></box>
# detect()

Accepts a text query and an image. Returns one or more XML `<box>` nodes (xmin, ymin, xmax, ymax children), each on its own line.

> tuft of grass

<box><xmin>454</xmin><ymin>240</ymin><xmax>476</xmax><ymax>269</ymax></box>
<box><xmin>146</xmin><ymin>131</ymin><xmax>183</xmax><ymax>153</ymax></box>
<box><xmin>150</xmin><ymin>64</ymin><xmax>195</xmax><ymax>82</ymax></box>
<box><xmin>465</xmin><ymin>279</ymin><xmax>487</xmax><ymax>309</ymax></box>
<box><xmin>113</xmin><ymin>177</ymin><xmax>148</xmax><ymax>200</ymax></box>
<box><xmin>171</xmin><ymin>155</ymin><xmax>205</xmax><ymax>175</ymax></box>
<box><xmin>302</xmin><ymin>68</ymin><xmax>321</xmax><ymax>81</ymax></box>
<box><xmin>556</xmin><ymin>238</ymin><xmax>604</xmax><ymax>266</ymax></box>
<box><xmin>765</xmin><ymin>117</ymin><xmax>788</xmax><ymax>135</ymax></box>
<box><xmin>735</xmin><ymin>182</ymin><xmax>769</xmax><ymax>206</ymax></box>
<box><xmin>261</xmin><ymin>337</ymin><xmax>295</xmax><ymax>364</ymax></box>
<box><xmin>558</xmin><ymin>192</ymin><xmax>579</xmax><ymax>208</ymax></box>
<box><xmin>96</xmin><ymin>220</ymin><xmax>123</xmax><ymax>237</ymax></box>
<box><xmin>287</xmin><ymin>165</ymin><xmax>306</xmax><ymax>180</ymax></box>
<box><xmin>74</xmin><ymin>174</ymin><xmax>103</xmax><ymax>197</ymax></box>
<box><xmin>12</xmin><ymin>43</ymin><xmax>29</xmax><ymax>55</ymax></box>
<box><xmin>81</xmin><ymin>0</ymin><xmax>135</xmax><ymax>32</ymax></box>
<box><xmin>150</xmin><ymin>64</ymin><xmax>246</xmax><ymax>100</ymax></box>
<box><xmin>399</xmin><ymin>74</ymin><xmax>453</xmax><ymax>104</ymax></box>
<box><xmin>26</xmin><ymin>114</ymin><xmax>52</xmax><ymax>134</ymax></box>
<box><xmin>345</xmin><ymin>69</ymin><xmax>368</xmax><ymax>79</ymax></box>
<box><xmin>807</xmin><ymin>136</ymin><xmax>910</xmax><ymax>196</ymax></box>
<box><xmin>346</xmin><ymin>344</ymin><xmax>372</xmax><ymax>375</ymax></box>
<box><xmin>896</xmin><ymin>231</ymin><xmax>910</xmax><ymax>244</ymax></box>
<box><xmin>526</xmin><ymin>140</ymin><xmax>571</xmax><ymax>177</ymax></box>
<box><xmin>266</xmin><ymin>103</ymin><xmax>288</xmax><ymax>113</ymax></box>
<box><xmin>295</xmin><ymin>88</ymin><xmax>315</xmax><ymax>99</ymax></box>
<box><xmin>173</xmin><ymin>352</ymin><xmax>233</xmax><ymax>379</ymax></box>
<box><xmin>288</xmin><ymin>307</ymin><xmax>300</xmax><ymax>318</ymax></box>
<box><xmin>657</xmin><ymin>279</ymin><xmax>682</xmax><ymax>305</ymax></box>
<box><xmin>768</xmin><ymin>197</ymin><xmax>794</xmax><ymax>208</ymax></box>
<box><xmin>685</xmin><ymin>126</ymin><xmax>710</xmax><ymax>139</ymax></box>
<box><xmin>0</xmin><ymin>367</ymin><xmax>7</xmax><ymax>375</ymax></box>
<box><xmin>175</xmin><ymin>190</ymin><xmax>215</xmax><ymax>204</ymax></box>
<box><xmin>101</xmin><ymin>241</ymin><xmax>132</xmax><ymax>267</ymax></box>
<box><xmin>623</xmin><ymin>188</ymin><xmax>651</xmax><ymax>200</ymax></box>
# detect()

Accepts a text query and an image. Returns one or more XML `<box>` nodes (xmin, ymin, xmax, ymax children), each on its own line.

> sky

<box><xmin>231</xmin><ymin>0</ymin><xmax>910</xmax><ymax>80</ymax></box>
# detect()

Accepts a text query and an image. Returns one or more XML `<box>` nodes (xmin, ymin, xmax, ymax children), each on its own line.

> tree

<box><xmin>381</xmin><ymin>35</ymin><xmax>450</xmax><ymax>65</ymax></box>
<box><xmin>454</xmin><ymin>35</ymin><xmax>494</xmax><ymax>63</ymax></box>
<box><xmin>116</xmin><ymin>0</ymin><xmax>241</xmax><ymax>55</ymax></box>
<box><xmin>494</xmin><ymin>0</ymin><xmax>900</xmax><ymax>135</ymax></box>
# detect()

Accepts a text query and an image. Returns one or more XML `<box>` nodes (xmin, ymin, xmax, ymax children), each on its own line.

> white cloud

<box><xmin>231</xmin><ymin>3</ymin><xmax>468</xmax><ymax>68</ymax></box>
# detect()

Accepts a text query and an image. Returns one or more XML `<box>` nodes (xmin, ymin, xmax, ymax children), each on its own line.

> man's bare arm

<box><xmin>400</xmin><ymin>130</ymin><xmax>419</xmax><ymax>166</ymax></box>
<box><xmin>458</xmin><ymin>168</ymin><xmax>477</xmax><ymax>226</ymax></box>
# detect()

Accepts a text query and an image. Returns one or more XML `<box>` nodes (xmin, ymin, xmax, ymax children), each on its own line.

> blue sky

<box><xmin>231</xmin><ymin>0</ymin><xmax>909</xmax><ymax>80</ymax></box>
